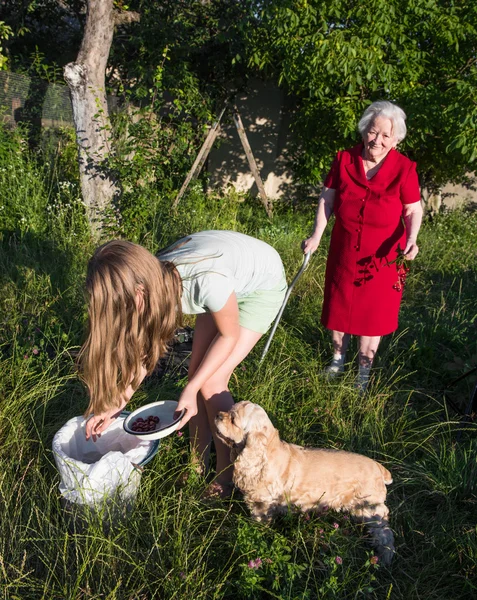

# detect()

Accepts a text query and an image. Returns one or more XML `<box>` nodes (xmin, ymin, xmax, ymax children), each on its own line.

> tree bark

<box><xmin>63</xmin><ymin>0</ymin><xmax>139</xmax><ymax>239</ymax></box>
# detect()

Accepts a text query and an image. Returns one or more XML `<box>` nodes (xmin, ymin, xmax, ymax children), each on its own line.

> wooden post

<box><xmin>173</xmin><ymin>105</ymin><xmax>227</xmax><ymax>209</ymax></box>
<box><xmin>233</xmin><ymin>107</ymin><xmax>272</xmax><ymax>218</ymax></box>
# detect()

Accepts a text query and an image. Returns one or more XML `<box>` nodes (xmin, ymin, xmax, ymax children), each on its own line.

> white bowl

<box><xmin>123</xmin><ymin>400</ymin><xmax>185</xmax><ymax>440</ymax></box>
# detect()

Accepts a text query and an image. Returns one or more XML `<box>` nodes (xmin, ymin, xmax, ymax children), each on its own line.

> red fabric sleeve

<box><xmin>401</xmin><ymin>162</ymin><xmax>421</xmax><ymax>204</ymax></box>
<box><xmin>323</xmin><ymin>152</ymin><xmax>341</xmax><ymax>189</ymax></box>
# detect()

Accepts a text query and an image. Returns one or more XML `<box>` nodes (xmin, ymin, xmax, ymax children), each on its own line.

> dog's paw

<box><xmin>374</xmin><ymin>527</ymin><xmax>395</xmax><ymax>567</ymax></box>
<box><xmin>375</xmin><ymin>543</ymin><xmax>395</xmax><ymax>567</ymax></box>
<box><xmin>249</xmin><ymin>502</ymin><xmax>273</xmax><ymax>523</ymax></box>
<box><xmin>251</xmin><ymin>509</ymin><xmax>272</xmax><ymax>523</ymax></box>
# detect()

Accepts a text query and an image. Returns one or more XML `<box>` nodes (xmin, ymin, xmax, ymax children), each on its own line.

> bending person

<box><xmin>79</xmin><ymin>230</ymin><xmax>287</xmax><ymax>497</ymax></box>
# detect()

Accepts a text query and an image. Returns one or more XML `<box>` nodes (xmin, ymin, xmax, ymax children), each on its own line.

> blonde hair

<box><xmin>78</xmin><ymin>240</ymin><xmax>182</xmax><ymax>416</ymax></box>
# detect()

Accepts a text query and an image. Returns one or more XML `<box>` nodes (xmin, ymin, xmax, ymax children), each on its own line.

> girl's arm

<box><xmin>175</xmin><ymin>292</ymin><xmax>241</xmax><ymax>427</ymax></box>
<box><xmin>402</xmin><ymin>201</ymin><xmax>423</xmax><ymax>260</ymax></box>
<box><xmin>302</xmin><ymin>187</ymin><xmax>336</xmax><ymax>254</ymax></box>
<box><xmin>85</xmin><ymin>364</ymin><xmax>148</xmax><ymax>440</ymax></box>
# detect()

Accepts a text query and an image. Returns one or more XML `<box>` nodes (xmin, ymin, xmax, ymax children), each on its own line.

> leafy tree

<box><xmin>246</xmin><ymin>0</ymin><xmax>477</xmax><ymax>194</ymax></box>
<box><xmin>0</xmin><ymin>0</ymin><xmax>84</xmax><ymax>73</ymax></box>
<box><xmin>107</xmin><ymin>0</ymin><xmax>256</xmax><ymax>101</ymax></box>
<box><xmin>0</xmin><ymin>21</ymin><xmax>13</xmax><ymax>70</ymax></box>
<box><xmin>101</xmin><ymin>0</ymin><xmax>261</xmax><ymax>238</ymax></box>
<box><xmin>62</xmin><ymin>0</ymin><xmax>142</xmax><ymax>239</ymax></box>
<box><xmin>2</xmin><ymin>1</ymin><xmax>262</xmax><ymax>236</ymax></box>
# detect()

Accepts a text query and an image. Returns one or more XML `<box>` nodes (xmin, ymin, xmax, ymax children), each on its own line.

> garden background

<box><xmin>0</xmin><ymin>1</ymin><xmax>476</xmax><ymax>599</ymax></box>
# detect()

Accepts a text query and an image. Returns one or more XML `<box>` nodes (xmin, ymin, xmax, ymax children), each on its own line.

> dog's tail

<box><xmin>379</xmin><ymin>464</ymin><xmax>393</xmax><ymax>486</ymax></box>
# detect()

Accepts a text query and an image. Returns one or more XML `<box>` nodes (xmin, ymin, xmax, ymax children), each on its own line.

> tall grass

<box><xmin>1</xmin><ymin>126</ymin><xmax>476</xmax><ymax>599</ymax></box>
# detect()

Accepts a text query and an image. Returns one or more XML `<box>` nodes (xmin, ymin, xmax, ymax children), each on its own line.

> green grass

<box><xmin>0</xmin><ymin>128</ymin><xmax>476</xmax><ymax>599</ymax></box>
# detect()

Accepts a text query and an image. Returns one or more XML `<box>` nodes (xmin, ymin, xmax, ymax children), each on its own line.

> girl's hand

<box><xmin>175</xmin><ymin>385</ymin><xmax>198</xmax><ymax>428</ymax></box>
<box><xmin>85</xmin><ymin>402</ymin><xmax>127</xmax><ymax>441</ymax></box>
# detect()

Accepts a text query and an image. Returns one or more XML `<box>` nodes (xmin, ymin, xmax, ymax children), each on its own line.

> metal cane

<box><xmin>260</xmin><ymin>251</ymin><xmax>311</xmax><ymax>362</ymax></box>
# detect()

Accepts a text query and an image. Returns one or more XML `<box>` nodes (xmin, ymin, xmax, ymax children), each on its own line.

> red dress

<box><xmin>321</xmin><ymin>144</ymin><xmax>421</xmax><ymax>336</ymax></box>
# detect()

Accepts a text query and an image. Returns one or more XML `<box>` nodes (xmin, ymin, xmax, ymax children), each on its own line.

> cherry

<box><xmin>130</xmin><ymin>415</ymin><xmax>161</xmax><ymax>433</ymax></box>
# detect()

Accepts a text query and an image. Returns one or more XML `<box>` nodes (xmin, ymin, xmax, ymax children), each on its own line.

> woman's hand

<box><xmin>302</xmin><ymin>187</ymin><xmax>336</xmax><ymax>255</ymax></box>
<box><xmin>403</xmin><ymin>241</ymin><xmax>419</xmax><ymax>260</ymax></box>
<box><xmin>175</xmin><ymin>384</ymin><xmax>198</xmax><ymax>428</ymax></box>
<box><xmin>402</xmin><ymin>202</ymin><xmax>423</xmax><ymax>260</ymax></box>
<box><xmin>302</xmin><ymin>235</ymin><xmax>320</xmax><ymax>255</ymax></box>
<box><xmin>85</xmin><ymin>401</ymin><xmax>127</xmax><ymax>441</ymax></box>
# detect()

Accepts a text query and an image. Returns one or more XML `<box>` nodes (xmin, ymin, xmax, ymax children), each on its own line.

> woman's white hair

<box><xmin>358</xmin><ymin>101</ymin><xmax>407</xmax><ymax>143</ymax></box>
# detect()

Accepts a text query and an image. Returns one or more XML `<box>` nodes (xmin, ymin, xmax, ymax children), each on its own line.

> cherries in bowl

<box><xmin>123</xmin><ymin>400</ymin><xmax>185</xmax><ymax>440</ymax></box>
<box><xmin>130</xmin><ymin>415</ymin><xmax>160</xmax><ymax>432</ymax></box>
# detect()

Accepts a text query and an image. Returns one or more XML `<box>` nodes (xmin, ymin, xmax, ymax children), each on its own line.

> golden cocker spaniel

<box><xmin>215</xmin><ymin>401</ymin><xmax>394</xmax><ymax>565</ymax></box>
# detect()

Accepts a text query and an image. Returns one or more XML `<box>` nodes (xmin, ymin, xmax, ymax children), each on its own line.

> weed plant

<box><xmin>0</xmin><ymin>125</ymin><xmax>476</xmax><ymax>599</ymax></box>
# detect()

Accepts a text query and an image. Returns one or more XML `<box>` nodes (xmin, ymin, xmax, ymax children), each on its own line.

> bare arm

<box><xmin>402</xmin><ymin>201</ymin><xmax>423</xmax><ymax>260</ymax></box>
<box><xmin>175</xmin><ymin>292</ymin><xmax>241</xmax><ymax>427</ymax></box>
<box><xmin>302</xmin><ymin>187</ymin><xmax>336</xmax><ymax>254</ymax></box>
<box><xmin>85</xmin><ymin>364</ymin><xmax>148</xmax><ymax>440</ymax></box>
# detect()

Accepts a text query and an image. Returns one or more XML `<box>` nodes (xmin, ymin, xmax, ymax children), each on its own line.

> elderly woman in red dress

<box><xmin>303</xmin><ymin>100</ymin><xmax>423</xmax><ymax>391</ymax></box>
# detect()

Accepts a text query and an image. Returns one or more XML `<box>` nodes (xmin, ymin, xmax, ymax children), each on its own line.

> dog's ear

<box><xmin>244</xmin><ymin>430</ymin><xmax>269</xmax><ymax>454</ymax></box>
<box><xmin>229</xmin><ymin>429</ymin><xmax>268</xmax><ymax>461</ymax></box>
<box><xmin>239</xmin><ymin>402</ymin><xmax>273</xmax><ymax>434</ymax></box>
<box><xmin>232</xmin><ymin>404</ymin><xmax>282</xmax><ymax>496</ymax></box>
<box><xmin>233</xmin><ymin>429</ymin><xmax>269</xmax><ymax>493</ymax></box>
<box><xmin>239</xmin><ymin>422</ymin><xmax>275</xmax><ymax>466</ymax></box>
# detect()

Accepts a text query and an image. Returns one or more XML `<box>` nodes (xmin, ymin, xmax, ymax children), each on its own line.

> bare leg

<box><xmin>187</xmin><ymin>314</ymin><xmax>219</xmax><ymax>475</ymax></box>
<box><xmin>332</xmin><ymin>330</ymin><xmax>351</xmax><ymax>355</ymax></box>
<box><xmin>188</xmin><ymin>314</ymin><xmax>262</xmax><ymax>486</ymax></box>
<box><xmin>325</xmin><ymin>330</ymin><xmax>351</xmax><ymax>375</ymax></box>
<box><xmin>358</xmin><ymin>335</ymin><xmax>381</xmax><ymax>366</ymax></box>
<box><xmin>356</xmin><ymin>335</ymin><xmax>381</xmax><ymax>392</ymax></box>
<box><xmin>200</xmin><ymin>326</ymin><xmax>262</xmax><ymax>485</ymax></box>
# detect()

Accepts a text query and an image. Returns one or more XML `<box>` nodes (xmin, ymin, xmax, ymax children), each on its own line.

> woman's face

<box><xmin>363</xmin><ymin>116</ymin><xmax>397</xmax><ymax>162</ymax></box>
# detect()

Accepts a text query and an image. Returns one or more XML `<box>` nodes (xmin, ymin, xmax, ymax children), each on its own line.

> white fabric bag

<box><xmin>52</xmin><ymin>415</ymin><xmax>158</xmax><ymax>507</ymax></box>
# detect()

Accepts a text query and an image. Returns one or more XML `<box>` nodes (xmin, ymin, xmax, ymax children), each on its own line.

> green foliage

<box><xmin>0</xmin><ymin>124</ymin><xmax>92</xmax><ymax>360</ymax></box>
<box><xmin>108</xmin><ymin>0</ymin><xmax>256</xmax><ymax>100</ymax></box>
<box><xmin>108</xmin><ymin>89</ymin><xmax>213</xmax><ymax>241</ymax></box>
<box><xmin>234</xmin><ymin>517</ymin><xmax>307</xmax><ymax>597</ymax></box>
<box><xmin>1</xmin><ymin>0</ymin><xmax>83</xmax><ymax>73</ymax></box>
<box><xmin>0</xmin><ymin>125</ymin><xmax>48</xmax><ymax>235</ymax></box>
<box><xmin>0</xmin><ymin>20</ymin><xmax>13</xmax><ymax>70</ymax></box>
<box><xmin>1</xmin><ymin>115</ymin><xmax>477</xmax><ymax>600</ymax></box>
<box><xmin>98</xmin><ymin>0</ymin><xmax>261</xmax><ymax>237</ymax></box>
<box><xmin>247</xmin><ymin>0</ymin><xmax>477</xmax><ymax>190</ymax></box>
<box><xmin>3</xmin><ymin>0</ymin><xmax>476</xmax><ymax>213</ymax></box>
<box><xmin>27</xmin><ymin>47</ymin><xmax>63</xmax><ymax>83</ymax></box>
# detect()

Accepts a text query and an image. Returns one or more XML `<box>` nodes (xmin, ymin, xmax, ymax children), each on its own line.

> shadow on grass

<box><xmin>0</xmin><ymin>228</ymin><xmax>86</xmax><ymax>346</ymax></box>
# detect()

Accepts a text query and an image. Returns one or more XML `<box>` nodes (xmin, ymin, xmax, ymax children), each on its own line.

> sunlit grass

<box><xmin>1</xmin><ymin>130</ymin><xmax>476</xmax><ymax>598</ymax></box>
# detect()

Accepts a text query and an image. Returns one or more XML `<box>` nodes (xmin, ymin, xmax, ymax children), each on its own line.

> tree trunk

<box><xmin>63</xmin><ymin>0</ymin><xmax>139</xmax><ymax>240</ymax></box>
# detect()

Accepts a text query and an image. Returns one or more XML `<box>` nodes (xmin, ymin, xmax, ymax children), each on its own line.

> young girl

<box><xmin>80</xmin><ymin>230</ymin><xmax>287</xmax><ymax>496</ymax></box>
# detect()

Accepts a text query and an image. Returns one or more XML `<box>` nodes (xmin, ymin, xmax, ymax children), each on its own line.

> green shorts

<box><xmin>237</xmin><ymin>274</ymin><xmax>288</xmax><ymax>334</ymax></box>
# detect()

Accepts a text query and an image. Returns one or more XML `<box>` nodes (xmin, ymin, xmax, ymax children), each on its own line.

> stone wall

<box><xmin>207</xmin><ymin>79</ymin><xmax>297</xmax><ymax>203</ymax></box>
